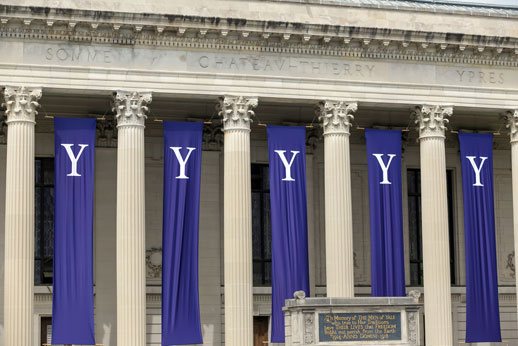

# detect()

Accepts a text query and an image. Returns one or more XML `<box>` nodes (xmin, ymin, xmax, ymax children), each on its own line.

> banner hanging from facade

<box><xmin>162</xmin><ymin>121</ymin><xmax>203</xmax><ymax>345</ymax></box>
<box><xmin>365</xmin><ymin>129</ymin><xmax>406</xmax><ymax>297</ymax></box>
<box><xmin>52</xmin><ymin>117</ymin><xmax>96</xmax><ymax>344</ymax></box>
<box><xmin>268</xmin><ymin>125</ymin><xmax>310</xmax><ymax>343</ymax></box>
<box><xmin>459</xmin><ymin>132</ymin><xmax>501</xmax><ymax>342</ymax></box>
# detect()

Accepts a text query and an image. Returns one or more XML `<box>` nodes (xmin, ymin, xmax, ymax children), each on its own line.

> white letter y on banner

<box><xmin>372</xmin><ymin>154</ymin><xmax>396</xmax><ymax>185</ymax></box>
<box><xmin>275</xmin><ymin>150</ymin><xmax>300</xmax><ymax>181</ymax></box>
<box><xmin>170</xmin><ymin>147</ymin><xmax>196</xmax><ymax>179</ymax></box>
<box><xmin>466</xmin><ymin>156</ymin><xmax>487</xmax><ymax>187</ymax></box>
<box><xmin>61</xmin><ymin>144</ymin><xmax>88</xmax><ymax>177</ymax></box>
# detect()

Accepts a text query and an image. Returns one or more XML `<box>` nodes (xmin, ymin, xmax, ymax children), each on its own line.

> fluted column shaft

<box><xmin>114</xmin><ymin>91</ymin><xmax>151</xmax><ymax>345</ymax></box>
<box><xmin>3</xmin><ymin>86</ymin><xmax>41</xmax><ymax>346</ymax></box>
<box><xmin>415</xmin><ymin>105</ymin><xmax>453</xmax><ymax>346</ymax></box>
<box><xmin>319</xmin><ymin>101</ymin><xmax>357</xmax><ymax>297</ymax></box>
<box><xmin>506</xmin><ymin>111</ymin><xmax>518</xmax><ymax>328</ymax></box>
<box><xmin>219</xmin><ymin>95</ymin><xmax>257</xmax><ymax>346</ymax></box>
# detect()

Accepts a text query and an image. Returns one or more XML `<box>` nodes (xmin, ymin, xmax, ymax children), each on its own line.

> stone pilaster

<box><xmin>3</xmin><ymin>86</ymin><xmax>41</xmax><ymax>346</ymax></box>
<box><xmin>219</xmin><ymin>95</ymin><xmax>257</xmax><ymax>346</ymax></box>
<box><xmin>114</xmin><ymin>91</ymin><xmax>151</xmax><ymax>346</ymax></box>
<box><xmin>318</xmin><ymin>100</ymin><xmax>357</xmax><ymax>298</ymax></box>
<box><xmin>414</xmin><ymin>104</ymin><xmax>453</xmax><ymax>346</ymax></box>
<box><xmin>506</xmin><ymin>110</ymin><xmax>518</xmax><ymax>329</ymax></box>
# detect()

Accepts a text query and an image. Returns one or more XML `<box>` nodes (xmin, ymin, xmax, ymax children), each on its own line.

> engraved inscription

<box><xmin>198</xmin><ymin>55</ymin><xmax>375</xmax><ymax>78</ymax></box>
<box><xmin>318</xmin><ymin>312</ymin><xmax>401</xmax><ymax>342</ymax></box>
<box><xmin>45</xmin><ymin>47</ymin><xmax>114</xmax><ymax>64</ymax></box>
<box><xmin>456</xmin><ymin>69</ymin><xmax>504</xmax><ymax>85</ymax></box>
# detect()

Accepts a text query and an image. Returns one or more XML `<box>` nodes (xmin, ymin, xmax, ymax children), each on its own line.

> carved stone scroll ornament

<box><xmin>3</xmin><ymin>86</ymin><xmax>42</xmax><ymax>124</ymax></box>
<box><xmin>96</xmin><ymin>118</ymin><xmax>118</xmax><ymax>148</ymax></box>
<box><xmin>202</xmin><ymin>122</ymin><xmax>223</xmax><ymax>150</ymax></box>
<box><xmin>0</xmin><ymin>112</ymin><xmax>6</xmax><ymax>144</ymax></box>
<box><xmin>505</xmin><ymin>110</ymin><xmax>518</xmax><ymax>144</ymax></box>
<box><xmin>113</xmin><ymin>91</ymin><xmax>152</xmax><ymax>127</ymax></box>
<box><xmin>145</xmin><ymin>247</ymin><xmax>162</xmax><ymax>280</ymax></box>
<box><xmin>506</xmin><ymin>251</ymin><xmax>515</xmax><ymax>278</ymax></box>
<box><xmin>413</xmin><ymin>105</ymin><xmax>453</xmax><ymax>139</ymax></box>
<box><xmin>218</xmin><ymin>95</ymin><xmax>258</xmax><ymax>132</ymax></box>
<box><xmin>318</xmin><ymin>100</ymin><xmax>358</xmax><ymax>135</ymax></box>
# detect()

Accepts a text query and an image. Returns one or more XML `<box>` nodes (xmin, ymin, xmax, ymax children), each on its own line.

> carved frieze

<box><xmin>218</xmin><ymin>96</ymin><xmax>258</xmax><ymax>132</ymax></box>
<box><xmin>506</xmin><ymin>251</ymin><xmax>515</xmax><ymax>279</ymax></box>
<box><xmin>3</xmin><ymin>86</ymin><xmax>42</xmax><ymax>124</ymax></box>
<box><xmin>113</xmin><ymin>91</ymin><xmax>152</xmax><ymax>128</ymax></box>
<box><xmin>318</xmin><ymin>100</ymin><xmax>357</xmax><ymax>135</ymax></box>
<box><xmin>413</xmin><ymin>105</ymin><xmax>453</xmax><ymax>139</ymax></box>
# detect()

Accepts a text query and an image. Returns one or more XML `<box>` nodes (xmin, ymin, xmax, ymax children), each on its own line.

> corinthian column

<box><xmin>219</xmin><ymin>95</ymin><xmax>257</xmax><ymax>346</ymax></box>
<box><xmin>415</xmin><ymin>105</ymin><xmax>453</xmax><ymax>346</ymax></box>
<box><xmin>506</xmin><ymin>110</ymin><xmax>518</xmax><ymax>328</ymax></box>
<box><xmin>3</xmin><ymin>86</ymin><xmax>41</xmax><ymax>346</ymax></box>
<box><xmin>318</xmin><ymin>100</ymin><xmax>357</xmax><ymax>298</ymax></box>
<box><xmin>114</xmin><ymin>91</ymin><xmax>151</xmax><ymax>345</ymax></box>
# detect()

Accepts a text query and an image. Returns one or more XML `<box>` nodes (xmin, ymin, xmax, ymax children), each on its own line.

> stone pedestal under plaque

<box><xmin>283</xmin><ymin>291</ymin><xmax>423</xmax><ymax>346</ymax></box>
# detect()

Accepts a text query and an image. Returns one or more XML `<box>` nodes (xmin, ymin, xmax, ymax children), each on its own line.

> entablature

<box><xmin>0</xmin><ymin>5</ymin><xmax>517</xmax><ymax>67</ymax></box>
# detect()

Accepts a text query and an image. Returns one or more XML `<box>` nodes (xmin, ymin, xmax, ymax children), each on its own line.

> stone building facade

<box><xmin>1</xmin><ymin>0</ymin><xmax>518</xmax><ymax>345</ymax></box>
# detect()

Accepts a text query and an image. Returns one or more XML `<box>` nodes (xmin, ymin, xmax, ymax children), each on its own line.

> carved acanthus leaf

<box><xmin>318</xmin><ymin>100</ymin><xmax>357</xmax><ymax>135</ymax></box>
<box><xmin>113</xmin><ymin>91</ymin><xmax>152</xmax><ymax>127</ymax></box>
<box><xmin>413</xmin><ymin>105</ymin><xmax>453</xmax><ymax>139</ymax></box>
<box><xmin>218</xmin><ymin>96</ymin><xmax>258</xmax><ymax>131</ymax></box>
<box><xmin>3</xmin><ymin>86</ymin><xmax>42</xmax><ymax>124</ymax></box>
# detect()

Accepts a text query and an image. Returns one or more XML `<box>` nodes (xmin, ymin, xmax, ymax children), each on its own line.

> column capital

<box><xmin>414</xmin><ymin>105</ymin><xmax>453</xmax><ymax>139</ymax></box>
<box><xmin>113</xmin><ymin>91</ymin><xmax>152</xmax><ymax>128</ymax></box>
<box><xmin>218</xmin><ymin>95</ymin><xmax>258</xmax><ymax>132</ymax></box>
<box><xmin>318</xmin><ymin>100</ymin><xmax>357</xmax><ymax>135</ymax></box>
<box><xmin>505</xmin><ymin>110</ymin><xmax>518</xmax><ymax>144</ymax></box>
<box><xmin>3</xmin><ymin>86</ymin><xmax>42</xmax><ymax>124</ymax></box>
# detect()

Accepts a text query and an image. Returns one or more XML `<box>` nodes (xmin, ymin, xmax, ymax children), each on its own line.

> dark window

<box><xmin>35</xmin><ymin>158</ymin><xmax>54</xmax><ymax>285</ymax></box>
<box><xmin>252</xmin><ymin>164</ymin><xmax>272</xmax><ymax>286</ymax></box>
<box><xmin>407</xmin><ymin>169</ymin><xmax>456</xmax><ymax>286</ymax></box>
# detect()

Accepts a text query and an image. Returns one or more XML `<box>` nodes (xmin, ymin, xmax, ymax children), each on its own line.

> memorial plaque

<box><xmin>318</xmin><ymin>312</ymin><xmax>401</xmax><ymax>342</ymax></box>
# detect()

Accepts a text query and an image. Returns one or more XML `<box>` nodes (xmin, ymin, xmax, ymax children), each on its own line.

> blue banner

<box><xmin>268</xmin><ymin>125</ymin><xmax>310</xmax><ymax>343</ymax></box>
<box><xmin>365</xmin><ymin>129</ymin><xmax>405</xmax><ymax>297</ymax></box>
<box><xmin>162</xmin><ymin>121</ymin><xmax>203</xmax><ymax>345</ymax></box>
<box><xmin>459</xmin><ymin>132</ymin><xmax>501</xmax><ymax>342</ymax></box>
<box><xmin>52</xmin><ymin>118</ymin><xmax>96</xmax><ymax>344</ymax></box>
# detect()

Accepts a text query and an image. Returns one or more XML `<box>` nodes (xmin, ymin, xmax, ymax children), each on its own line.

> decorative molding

<box><xmin>506</xmin><ymin>251</ymin><xmax>515</xmax><ymax>279</ymax></box>
<box><xmin>145</xmin><ymin>247</ymin><xmax>162</xmax><ymax>280</ymax></box>
<box><xmin>202</xmin><ymin>122</ymin><xmax>223</xmax><ymax>150</ymax></box>
<box><xmin>303</xmin><ymin>313</ymin><xmax>315</xmax><ymax>344</ymax></box>
<box><xmin>113</xmin><ymin>91</ymin><xmax>152</xmax><ymax>128</ymax></box>
<box><xmin>506</xmin><ymin>110</ymin><xmax>518</xmax><ymax>144</ymax></box>
<box><xmin>218</xmin><ymin>95</ymin><xmax>258</xmax><ymax>132</ymax></box>
<box><xmin>318</xmin><ymin>100</ymin><xmax>357</xmax><ymax>135</ymax></box>
<box><xmin>0</xmin><ymin>6</ymin><xmax>517</xmax><ymax>67</ymax></box>
<box><xmin>3</xmin><ymin>86</ymin><xmax>41</xmax><ymax>124</ymax></box>
<box><xmin>413</xmin><ymin>105</ymin><xmax>453</xmax><ymax>139</ymax></box>
<box><xmin>407</xmin><ymin>311</ymin><xmax>418</xmax><ymax>345</ymax></box>
<box><xmin>96</xmin><ymin>118</ymin><xmax>118</xmax><ymax>148</ymax></box>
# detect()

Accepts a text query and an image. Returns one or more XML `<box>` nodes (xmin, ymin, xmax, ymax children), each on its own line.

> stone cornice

<box><xmin>1</xmin><ymin>6</ymin><xmax>517</xmax><ymax>67</ymax></box>
<box><xmin>266</xmin><ymin>0</ymin><xmax>518</xmax><ymax>17</ymax></box>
